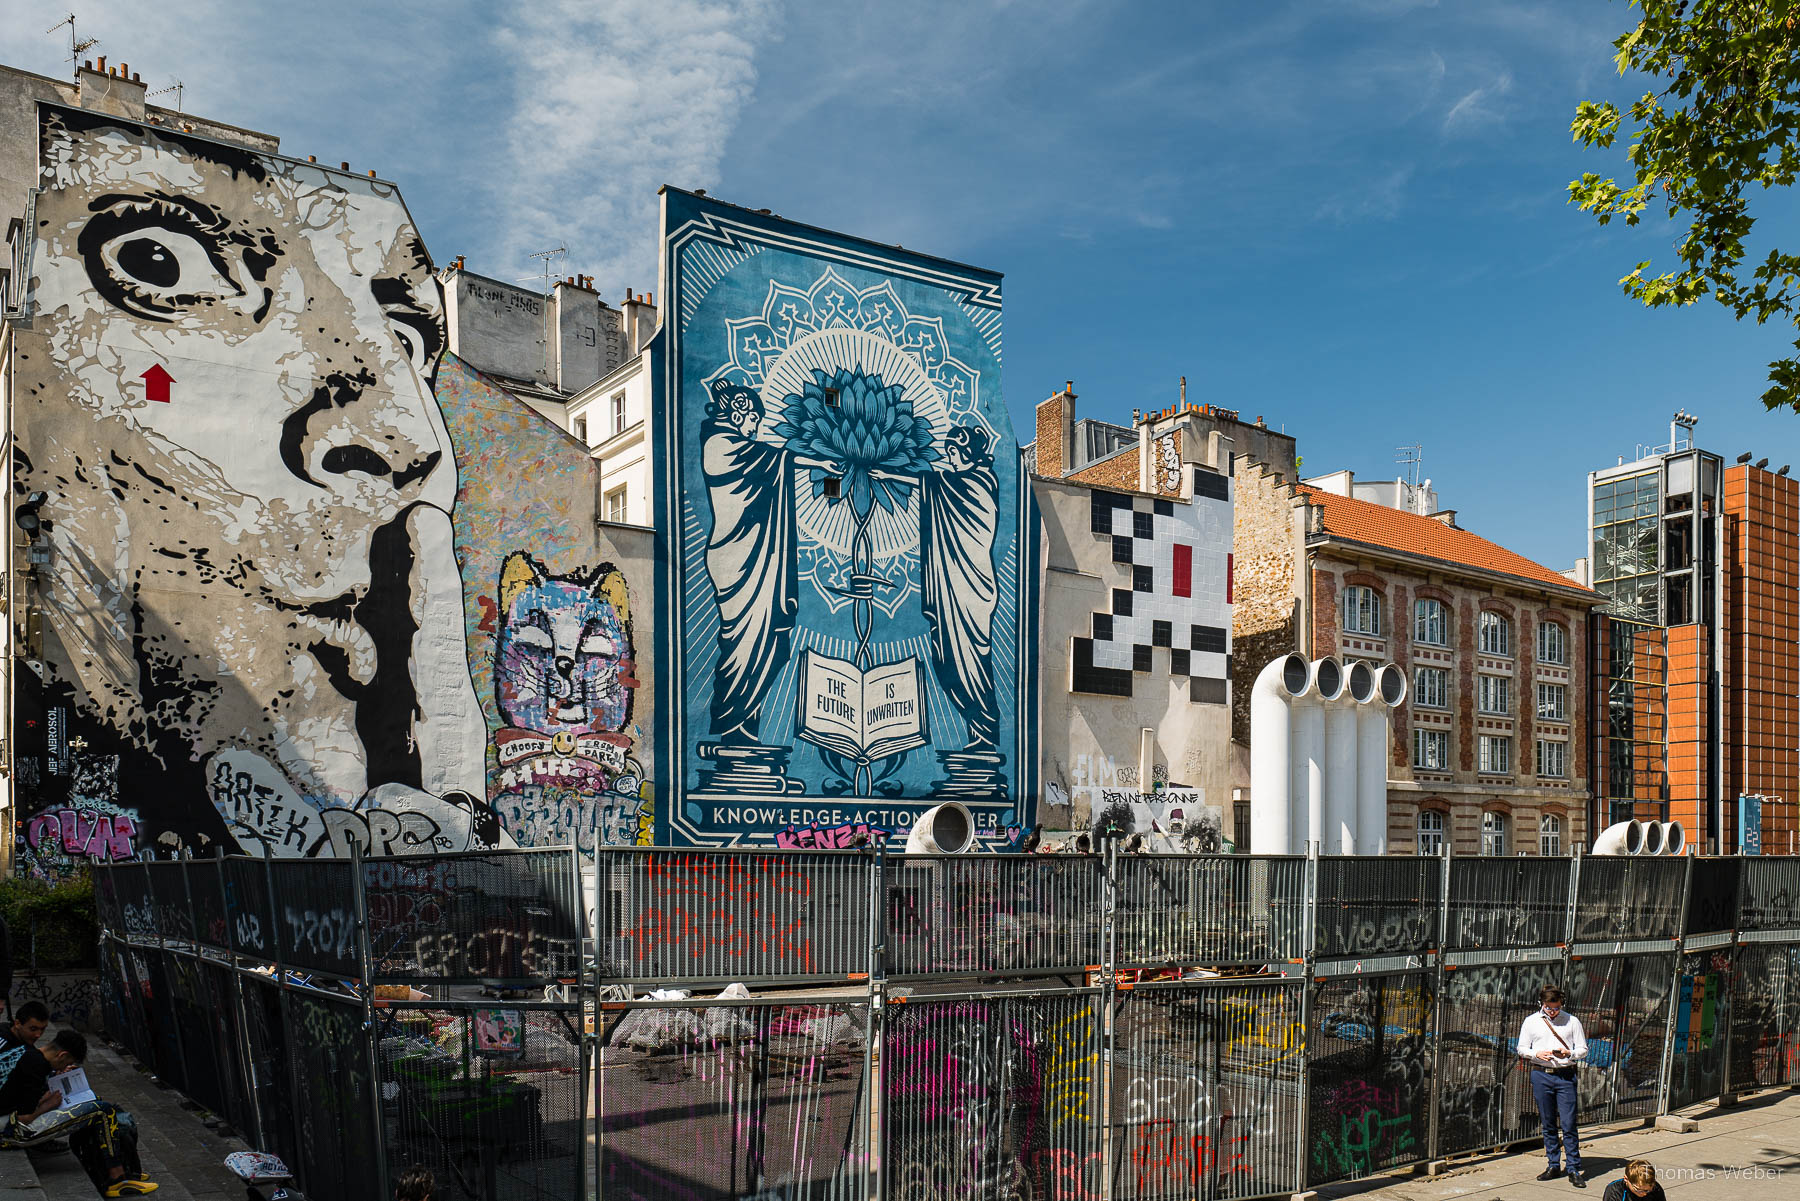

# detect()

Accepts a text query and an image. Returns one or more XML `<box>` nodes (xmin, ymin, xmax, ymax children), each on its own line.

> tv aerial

<box><xmin>46</xmin><ymin>13</ymin><xmax>98</xmax><ymax>80</ymax></box>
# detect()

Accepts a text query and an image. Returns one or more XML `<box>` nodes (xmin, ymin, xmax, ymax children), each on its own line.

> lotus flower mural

<box><xmin>774</xmin><ymin>366</ymin><xmax>939</xmax><ymax>522</ymax></box>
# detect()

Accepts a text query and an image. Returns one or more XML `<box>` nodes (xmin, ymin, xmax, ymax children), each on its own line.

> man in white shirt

<box><xmin>1518</xmin><ymin>984</ymin><xmax>1589</xmax><ymax>1188</ymax></box>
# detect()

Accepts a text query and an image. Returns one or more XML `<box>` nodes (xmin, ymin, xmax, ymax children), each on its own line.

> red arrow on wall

<box><xmin>141</xmin><ymin>364</ymin><xmax>175</xmax><ymax>403</ymax></box>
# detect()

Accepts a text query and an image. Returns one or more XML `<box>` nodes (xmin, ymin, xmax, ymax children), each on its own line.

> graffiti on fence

<box><xmin>620</xmin><ymin>854</ymin><xmax>823</xmax><ymax>975</ymax></box>
<box><xmin>775</xmin><ymin>820</ymin><xmax>891</xmax><ymax>850</ymax></box>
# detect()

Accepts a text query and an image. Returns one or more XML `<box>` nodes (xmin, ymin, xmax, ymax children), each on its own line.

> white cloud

<box><xmin>489</xmin><ymin>0</ymin><xmax>781</xmax><ymax>295</ymax></box>
<box><xmin>1316</xmin><ymin>165</ymin><xmax>1414</xmax><ymax>223</ymax></box>
<box><xmin>1442</xmin><ymin>69</ymin><xmax>1514</xmax><ymax>135</ymax></box>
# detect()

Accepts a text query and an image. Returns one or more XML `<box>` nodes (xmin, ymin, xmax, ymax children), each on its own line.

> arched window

<box><xmin>1481</xmin><ymin>810</ymin><xmax>1509</xmax><ymax>856</ymax></box>
<box><xmin>1479</xmin><ymin>611</ymin><xmax>1511</xmax><ymax>656</ymax></box>
<box><xmin>1342</xmin><ymin>585</ymin><xmax>1383</xmax><ymax>636</ymax></box>
<box><xmin>1537</xmin><ymin>621</ymin><xmax>1568</xmax><ymax>665</ymax></box>
<box><xmin>1417</xmin><ymin>809</ymin><xmax>1445</xmax><ymax>857</ymax></box>
<box><xmin>1540</xmin><ymin>813</ymin><xmax>1563</xmax><ymax>856</ymax></box>
<box><xmin>1415</xmin><ymin>598</ymin><xmax>1448</xmax><ymax>646</ymax></box>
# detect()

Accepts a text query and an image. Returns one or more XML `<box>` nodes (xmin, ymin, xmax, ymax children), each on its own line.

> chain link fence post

<box><xmin>217</xmin><ymin>847</ymin><xmax>266</xmax><ymax>1150</ymax></box>
<box><xmin>1426</xmin><ymin>838</ymin><xmax>1452</xmax><ymax>1166</ymax></box>
<box><xmin>1294</xmin><ymin>840</ymin><xmax>1320</xmax><ymax>1195</ymax></box>
<box><xmin>348</xmin><ymin>843</ymin><xmax>389</xmax><ymax>1199</ymax></box>
<box><xmin>1657</xmin><ymin>848</ymin><xmax>1696</xmax><ymax>1116</ymax></box>
<box><xmin>865</xmin><ymin>842</ymin><xmax>885</xmax><ymax>1201</ymax></box>
<box><xmin>1100</xmin><ymin>837</ymin><xmax>1118</xmax><ymax>1201</ymax></box>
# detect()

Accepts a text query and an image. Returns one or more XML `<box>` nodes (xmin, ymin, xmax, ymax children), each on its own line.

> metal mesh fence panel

<box><xmin>885</xmin><ymin>991</ymin><xmax>1100</xmax><ymax>1200</ymax></box>
<box><xmin>1436</xmin><ymin>959</ymin><xmax>1564</xmax><ymax>1156</ymax></box>
<box><xmin>1566</xmin><ymin>954</ymin><xmax>1674</xmax><ymax>1125</ymax></box>
<box><xmin>240</xmin><ymin>978</ymin><xmax>299</xmax><ymax>1174</ymax></box>
<box><xmin>266</xmin><ymin>857</ymin><xmax>361</xmax><ymax>977</ymax></box>
<box><xmin>189</xmin><ymin>859</ymin><xmax>230</xmax><ymax>950</ymax></box>
<box><xmin>1685</xmin><ymin>857</ymin><xmax>1741</xmax><ymax>935</ymax></box>
<box><xmin>1313</xmin><ymin>858</ymin><xmax>1439</xmax><ymax>960</ymax></box>
<box><xmin>1728</xmin><ymin>942</ymin><xmax>1800</xmax><ymax>1089</ymax></box>
<box><xmin>1305</xmin><ymin>971</ymin><xmax>1433</xmax><ymax>1186</ymax></box>
<box><xmin>1573</xmin><ymin>858</ymin><xmax>1685</xmax><ymax>943</ymax></box>
<box><xmin>884</xmin><ymin>854</ymin><xmax>1105</xmax><ymax>977</ymax></box>
<box><xmin>137</xmin><ymin>944</ymin><xmax>187</xmax><ymax>1091</ymax></box>
<box><xmin>1110</xmin><ymin>979</ymin><xmax>1303</xmax><ymax>1200</ymax></box>
<box><xmin>93</xmin><ymin>860</ymin><xmax>122</xmax><ymax>931</ymax></box>
<box><xmin>1445</xmin><ymin>859</ymin><xmax>1570</xmax><ymax>951</ymax></box>
<box><xmin>144</xmin><ymin>861</ymin><xmax>195</xmax><ymax>944</ymax></box>
<box><xmin>1115</xmin><ymin>856</ymin><xmax>1307</xmax><ymax>969</ymax></box>
<box><xmin>1741</xmin><ymin>859</ymin><xmax>1800</xmax><ymax>931</ymax></box>
<box><xmin>224</xmin><ymin>856</ymin><xmax>278</xmax><ymax>961</ymax></box>
<box><xmin>594</xmin><ymin>999</ymin><xmax>870</xmax><ymax>1200</ymax></box>
<box><xmin>380</xmin><ymin>1006</ymin><xmax>586</xmax><ymax>1201</ymax></box>
<box><xmin>166</xmin><ymin>954</ymin><xmax>228</xmax><ymax>1116</ymax></box>
<box><xmin>1666</xmin><ymin>946</ymin><xmax>1733</xmax><ymax>1110</ymax></box>
<box><xmin>114</xmin><ymin>862</ymin><xmax>156</xmax><ymax>942</ymax></box>
<box><xmin>369</xmin><ymin>850</ymin><xmax>582</xmax><ymax>985</ymax></box>
<box><xmin>198</xmin><ymin>960</ymin><xmax>258</xmax><ymax>1140</ymax></box>
<box><xmin>288</xmin><ymin>990</ymin><xmax>383</xmax><ymax>1201</ymax></box>
<box><xmin>596</xmin><ymin>850</ymin><xmax>868</xmax><ymax>984</ymax></box>
<box><xmin>106</xmin><ymin>942</ymin><xmax>156</xmax><ymax>1070</ymax></box>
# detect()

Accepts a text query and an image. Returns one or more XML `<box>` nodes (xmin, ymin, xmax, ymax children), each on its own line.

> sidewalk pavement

<box><xmin>1315</xmin><ymin>1088</ymin><xmax>1800</xmax><ymax>1200</ymax></box>
<box><xmin>0</xmin><ymin>1030</ymin><xmax>252</xmax><ymax>1201</ymax></box>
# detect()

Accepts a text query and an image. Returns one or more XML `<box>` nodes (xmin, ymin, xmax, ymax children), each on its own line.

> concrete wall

<box><xmin>1036</xmin><ymin>476</ymin><xmax>1233</xmax><ymax>847</ymax></box>
<box><xmin>5</xmin><ymin>104</ymin><xmax>654</xmax><ymax>873</ymax></box>
<box><xmin>653</xmin><ymin>188</ymin><xmax>1036</xmax><ymax>848</ymax></box>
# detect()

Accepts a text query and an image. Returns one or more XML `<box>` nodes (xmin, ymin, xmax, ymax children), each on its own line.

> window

<box><xmin>1536</xmin><ymin>739</ymin><xmax>1568</xmax><ymax>779</ymax></box>
<box><xmin>1537</xmin><ymin>683</ymin><xmax>1567</xmax><ymax>721</ymax></box>
<box><xmin>1540</xmin><ymin>814</ymin><xmax>1563</xmax><ymax>856</ymax></box>
<box><xmin>1414</xmin><ymin>598</ymin><xmax>1448</xmax><ymax>646</ymax></box>
<box><xmin>1477</xmin><ymin>674</ymin><xmax>1510</xmax><ymax>715</ymax></box>
<box><xmin>1479</xmin><ymin>734</ymin><xmax>1511</xmax><ymax>775</ymax></box>
<box><xmin>1413</xmin><ymin>666</ymin><xmax>1448</xmax><ymax>709</ymax></box>
<box><xmin>1481</xmin><ymin>811</ymin><xmax>1509</xmax><ymax>857</ymax></box>
<box><xmin>1537</xmin><ymin>622</ymin><xmax>1567</xmax><ymax>665</ymax></box>
<box><xmin>823</xmin><ymin>386</ymin><xmax>841</xmax><ymax>408</ymax></box>
<box><xmin>1341</xmin><ymin>585</ymin><xmax>1382</xmax><ymax>636</ymax></box>
<box><xmin>1413</xmin><ymin>729</ymin><xmax>1450</xmax><ymax>771</ymax></box>
<box><xmin>573</xmin><ymin>416</ymin><xmax>588</xmax><ymax>442</ymax></box>
<box><xmin>821</xmin><ymin>477</ymin><xmax>841</xmax><ymax>499</ymax></box>
<box><xmin>1479</xmin><ymin>611</ymin><xmax>1511</xmax><ymax>656</ymax></box>
<box><xmin>604</xmin><ymin>485</ymin><xmax>628</xmax><ymax>523</ymax></box>
<box><xmin>611</xmin><ymin>391</ymin><xmax>627</xmax><ymax>436</ymax></box>
<box><xmin>1417</xmin><ymin>810</ymin><xmax>1445</xmax><ymax>857</ymax></box>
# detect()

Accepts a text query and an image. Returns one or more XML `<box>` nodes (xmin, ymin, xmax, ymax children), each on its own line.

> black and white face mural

<box><xmin>16</xmin><ymin>106</ymin><xmax>494</xmax><ymax>862</ymax></box>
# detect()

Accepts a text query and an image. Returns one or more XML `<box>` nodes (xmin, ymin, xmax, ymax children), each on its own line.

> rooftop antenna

<box><xmin>1395</xmin><ymin>443</ymin><xmax>1423</xmax><ymax>488</ymax></box>
<box><xmin>149</xmin><ymin>79</ymin><xmax>185</xmax><ymax>111</ymax></box>
<box><xmin>46</xmin><ymin>13</ymin><xmax>98</xmax><ymax>81</ymax></box>
<box><xmin>523</xmin><ymin>246</ymin><xmax>567</xmax><ymax>385</ymax></box>
<box><xmin>1670</xmin><ymin>409</ymin><xmax>1698</xmax><ymax>453</ymax></box>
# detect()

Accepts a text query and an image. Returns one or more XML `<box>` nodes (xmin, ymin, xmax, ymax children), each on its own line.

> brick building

<box><xmin>1586</xmin><ymin>431</ymin><xmax>1799</xmax><ymax>854</ymax></box>
<box><xmin>1238</xmin><ymin>469</ymin><xmax>1603</xmax><ymax>855</ymax></box>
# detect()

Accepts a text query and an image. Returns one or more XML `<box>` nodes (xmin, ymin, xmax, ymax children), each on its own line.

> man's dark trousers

<box><xmin>1531</xmin><ymin>1066</ymin><xmax>1580</xmax><ymax>1175</ymax></box>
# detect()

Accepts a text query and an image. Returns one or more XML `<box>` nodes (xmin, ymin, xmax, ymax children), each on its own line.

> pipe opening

<box><xmin>1347</xmin><ymin>660</ymin><xmax>1375</xmax><ymax>703</ymax></box>
<box><xmin>1625</xmin><ymin>820</ymin><xmax>1645</xmax><ymax>854</ymax></box>
<box><xmin>1281</xmin><ymin>654</ymin><xmax>1309</xmax><ymax>696</ymax></box>
<box><xmin>1663</xmin><ymin>821</ymin><xmax>1686</xmax><ymax>855</ymax></box>
<box><xmin>1314</xmin><ymin>656</ymin><xmax>1343</xmax><ymax>700</ymax></box>
<box><xmin>1378</xmin><ymin>663</ymin><xmax>1407</xmax><ymax>706</ymax></box>
<box><xmin>1642</xmin><ymin>820</ymin><xmax>1665</xmax><ymax>855</ymax></box>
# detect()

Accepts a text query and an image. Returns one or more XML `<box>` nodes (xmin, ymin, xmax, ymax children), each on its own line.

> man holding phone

<box><xmin>1519</xmin><ymin>984</ymin><xmax>1589</xmax><ymax>1188</ymax></box>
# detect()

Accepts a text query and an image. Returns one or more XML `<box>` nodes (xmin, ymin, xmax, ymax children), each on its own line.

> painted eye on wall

<box><xmin>98</xmin><ymin>226</ymin><xmax>238</xmax><ymax>300</ymax></box>
<box><xmin>77</xmin><ymin>199</ymin><xmax>247</xmax><ymax>322</ymax></box>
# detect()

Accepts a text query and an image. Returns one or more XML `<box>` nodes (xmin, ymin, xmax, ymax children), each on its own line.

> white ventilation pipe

<box><xmin>1250</xmin><ymin>654</ymin><xmax>1310</xmax><ymax>855</ymax></box>
<box><xmin>1326</xmin><ymin>662</ymin><xmax>1373</xmax><ymax>854</ymax></box>
<box><xmin>1662</xmin><ymin>821</ymin><xmax>1686</xmax><ymax>855</ymax></box>
<box><xmin>1592</xmin><ymin>819</ymin><xmax>1645</xmax><ymax>855</ymax></box>
<box><xmin>1642</xmin><ymin>819</ymin><xmax>1666</xmax><ymax>856</ymax></box>
<box><xmin>1357</xmin><ymin>663</ymin><xmax>1406</xmax><ymax>857</ymax></box>
<box><xmin>905</xmin><ymin>802</ymin><xmax>975</xmax><ymax>854</ymax></box>
<box><xmin>1294</xmin><ymin>657</ymin><xmax>1342</xmax><ymax>853</ymax></box>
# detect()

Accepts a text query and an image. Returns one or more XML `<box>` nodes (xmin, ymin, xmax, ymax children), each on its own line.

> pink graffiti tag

<box><xmin>26</xmin><ymin>808</ymin><xmax>138</xmax><ymax>863</ymax></box>
<box><xmin>774</xmin><ymin>821</ymin><xmax>889</xmax><ymax>850</ymax></box>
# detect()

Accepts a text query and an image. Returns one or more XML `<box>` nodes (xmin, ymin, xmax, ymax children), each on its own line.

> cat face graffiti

<box><xmin>494</xmin><ymin>553</ymin><xmax>635</xmax><ymax>734</ymax></box>
<box><xmin>24</xmin><ymin>107</ymin><xmax>486</xmax><ymax>812</ymax></box>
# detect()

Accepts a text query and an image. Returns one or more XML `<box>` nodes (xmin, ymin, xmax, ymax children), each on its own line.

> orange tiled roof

<box><xmin>1298</xmin><ymin>485</ymin><xmax>1598</xmax><ymax>598</ymax></box>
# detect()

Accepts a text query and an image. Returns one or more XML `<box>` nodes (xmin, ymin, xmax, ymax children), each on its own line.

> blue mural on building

<box><xmin>652</xmin><ymin>190</ymin><xmax>1037</xmax><ymax>847</ymax></box>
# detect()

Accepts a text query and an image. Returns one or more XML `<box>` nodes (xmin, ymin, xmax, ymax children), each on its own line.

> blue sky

<box><xmin>9</xmin><ymin>0</ymin><xmax>1799</xmax><ymax>571</ymax></box>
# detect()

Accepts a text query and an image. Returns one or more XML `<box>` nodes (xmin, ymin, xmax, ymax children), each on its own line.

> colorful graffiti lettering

<box><xmin>22</xmin><ymin>805</ymin><xmax>140</xmax><ymax>877</ymax></box>
<box><xmin>774</xmin><ymin>821</ymin><xmax>889</xmax><ymax>850</ymax></box>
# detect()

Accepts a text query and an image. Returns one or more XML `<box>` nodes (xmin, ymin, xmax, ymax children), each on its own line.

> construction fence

<box><xmin>90</xmin><ymin>847</ymin><xmax>1800</xmax><ymax>1201</ymax></box>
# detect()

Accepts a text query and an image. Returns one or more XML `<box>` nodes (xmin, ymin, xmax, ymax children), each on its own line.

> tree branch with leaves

<box><xmin>1570</xmin><ymin>0</ymin><xmax>1800</xmax><ymax>410</ymax></box>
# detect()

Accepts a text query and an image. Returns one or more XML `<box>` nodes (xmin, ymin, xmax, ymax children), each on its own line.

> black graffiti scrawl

<box><xmin>12</xmin><ymin>103</ymin><xmax>499</xmax><ymax>863</ymax></box>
